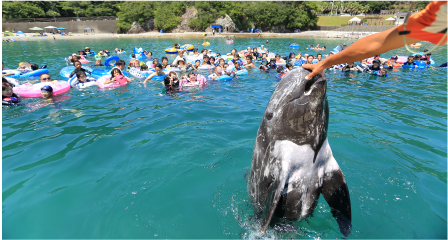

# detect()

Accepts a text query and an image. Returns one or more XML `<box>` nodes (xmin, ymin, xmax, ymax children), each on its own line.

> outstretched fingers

<box><xmin>302</xmin><ymin>63</ymin><xmax>326</xmax><ymax>80</ymax></box>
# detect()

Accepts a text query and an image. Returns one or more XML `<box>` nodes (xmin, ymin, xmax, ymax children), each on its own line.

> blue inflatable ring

<box><xmin>216</xmin><ymin>75</ymin><xmax>232</xmax><ymax>81</ymax></box>
<box><xmin>105</xmin><ymin>56</ymin><xmax>120</xmax><ymax>66</ymax></box>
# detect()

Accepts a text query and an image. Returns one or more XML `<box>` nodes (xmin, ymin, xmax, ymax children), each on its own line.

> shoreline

<box><xmin>3</xmin><ymin>31</ymin><xmax>377</xmax><ymax>42</ymax></box>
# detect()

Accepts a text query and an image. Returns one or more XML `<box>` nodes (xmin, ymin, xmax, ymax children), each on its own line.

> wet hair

<box><xmin>414</xmin><ymin>54</ymin><xmax>422</xmax><ymax>59</ymax></box>
<box><xmin>147</xmin><ymin>51</ymin><xmax>152</xmax><ymax>56</ymax></box>
<box><xmin>275</xmin><ymin>54</ymin><xmax>281</xmax><ymax>58</ymax></box>
<box><xmin>140</xmin><ymin>64</ymin><xmax>148</xmax><ymax>71</ymax></box>
<box><xmin>75</xmin><ymin>70</ymin><xmax>87</xmax><ymax>79</ymax></box>
<box><xmin>285</xmin><ymin>63</ymin><xmax>292</xmax><ymax>69</ymax></box>
<box><xmin>116</xmin><ymin>60</ymin><xmax>125</xmax><ymax>67</ymax></box>
<box><xmin>154</xmin><ymin>63</ymin><xmax>163</xmax><ymax>69</ymax></box>
<box><xmin>193</xmin><ymin>48</ymin><xmax>199</xmax><ymax>52</ymax></box>
<box><xmin>317</xmin><ymin>54</ymin><xmax>322</xmax><ymax>57</ymax></box>
<box><xmin>2</xmin><ymin>81</ymin><xmax>13</xmax><ymax>91</ymax></box>
<box><xmin>233</xmin><ymin>54</ymin><xmax>240</xmax><ymax>59</ymax></box>
<box><xmin>322</xmin><ymin>46</ymin><xmax>326</xmax><ymax>49</ymax></box>
<box><xmin>110</xmin><ymin>68</ymin><xmax>122</xmax><ymax>79</ymax></box>
<box><xmin>246</xmin><ymin>55</ymin><xmax>253</xmax><ymax>60</ymax></box>
<box><xmin>195</xmin><ymin>60</ymin><xmax>201</xmax><ymax>63</ymax></box>
<box><xmin>39</xmin><ymin>73</ymin><xmax>51</xmax><ymax>80</ymax></box>
<box><xmin>277</xmin><ymin>66</ymin><xmax>285</xmax><ymax>73</ymax></box>
<box><xmin>161</xmin><ymin>57</ymin><xmax>168</xmax><ymax>62</ymax></box>
<box><xmin>31</xmin><ymin>64</ymin><xmax>39</xmax><ymax>71</ymax></box>
<box><xmin>73</xmin><ymin>61</ymin><xmax>81</xmax><ymax>66</ymax></box>
<box><xmin>210</xmin><ymin>56</ymin><xmax>216</xmax><ymax>61</ymax></box>
<box><xmin>203</xmin><ymin>55</ymin><xmax>209</xmax><ymax>59</ymax></box>
<box><xmin>372</xmin><ymin>59</ymin><xmax>380</xmax><ymax>64</ymax></box>
<box><xmin>131</xmin><ymin>53</ymin><xmax>136</xmax><ymax>58</ymax></box>
<box><xmin>374</xmin><ymin>54</ymin><xmax>381</xmax><ymax>58</ymax></box>
<box><xmin>307</xmin><ymin>55</ymin><xmax>314</xmax><ymax>59</ymax></box>
<box><xmin>201</xmin><ymin>49</ymin><xmax>207</xmax><ymax>53</ymax></box>
<box><xmin>168</xmin><ymin>71</ymin><xmax>177</xmax><ymax>77</ymax></box>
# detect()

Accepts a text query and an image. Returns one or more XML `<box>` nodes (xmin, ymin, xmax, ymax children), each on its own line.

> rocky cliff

<box><xmin>204</xmin><ymin>14</ymin><xmax>239</xmax><ymax>33</ymax></box>
<box><xmin>171</xmin><ymin>7</ymin><xmax>198</xmax><ymax>33</ymax></box>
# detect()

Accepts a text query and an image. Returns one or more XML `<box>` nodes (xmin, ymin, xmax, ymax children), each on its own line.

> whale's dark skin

<box><xmin>248</xmin><ymin>68</ymin><xmax>352</xmax><ymax>236</ymax></box>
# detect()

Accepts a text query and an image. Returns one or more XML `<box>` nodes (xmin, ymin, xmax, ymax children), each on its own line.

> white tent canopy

<box><xmin>44</xmin><ymin>26</ymin><xmax>57</xmax><ymax>29</ymax></box>
<box><xmin>384</xmin><ymin>17</ymin><xmax>395</xmax><ymax>21</ymax></box>
<box><xmin>348</xmin><ymin>17</ymin><xmax>362</xmax><ymax>22</ymax></box>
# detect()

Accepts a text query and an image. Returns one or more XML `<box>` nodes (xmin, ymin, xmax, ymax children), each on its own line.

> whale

<box><xmin>248</xmin><ymin>68</ymin><xmax>352</xmax><ymax>236</ymax></box>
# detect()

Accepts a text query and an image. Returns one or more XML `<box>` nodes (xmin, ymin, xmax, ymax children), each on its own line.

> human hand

<box><xmin>302</xmin><ymin>61</ymin><xmax>327</xmax><ymax>80</ymax></box>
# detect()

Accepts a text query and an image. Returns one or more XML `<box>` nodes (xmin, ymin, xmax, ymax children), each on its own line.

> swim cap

<box><xmin>390</xmin><ymin>55</ymin><xmax>398</xmax><ymax>59</ymax></box>
<box><xmin>372</xmin><ymin>59</ymin><xmax>380</xmax><ymax>64</ymax></box>
<box><xmin>41</xmin><ymin>85</ymin><xmax>53</xmax><ymax>92</ymax></box>
<box><xmin>95</xmin><ymin>55</ymin><xmax>102</xmax><ymax>60</ymax></box>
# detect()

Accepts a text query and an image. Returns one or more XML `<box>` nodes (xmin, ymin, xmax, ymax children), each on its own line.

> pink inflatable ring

<box><xmin>13</xmin><ymin>81</ymin><xmax>70</xmax><ymax>98</ymax></box>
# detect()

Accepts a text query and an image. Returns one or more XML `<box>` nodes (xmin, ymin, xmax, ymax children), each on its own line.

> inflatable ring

<box><xmin>202</xmin><ymin>42</ymin><xmax>210</xmax><ymax>46</ymax></box>
<box><xmin>289</xmin><ymin>44</ymin><xmax>300</xmax><ymax>49</ymax></box>
<box><xmin>19</xmin><ymin>69</ymin><xmax>49</xmax><ymax>78</ymax></box>
<box><xmin>105</xmin><ymin>56</ymin><xmax>120</xmax><ymax>66</ymax></box>
<box><xmin>2</xmin><ymin>70</ymin><xmax>21</xmax><ymax>78</ymax></box>
<box><xmin>14</xmin><ymin>81</ymin><xmax>70</xmax><ymax>98</ymax></box>
<box><xmin>91</xmin><ymin>68</ymin><xmax>111</xmax><ymax>78</ymax></box>
<box><xmin>152</xmin><ymin>74</ymin><xmax>166</xmax><ymax>81</ymax></box>
<box><xmin>215</xmin><ymin>75</ymin><xmax>232</xmax><ymax>81</ymax></box>
<box><xmin>59</xmin><ymin>66</ymin><xmax>93</xmax><ymax>78</ymax></box>
<box><xmin>235</xmin><ymin>69</ymin><xmax>248</xmax><ymax>76</ymax></box>
<box><xmin>68</xmin><ymin>76</ymin><xmax>97</xmax><ymax>88</ymax></box>
<box><xmin>5</xmin><ymin>77</ymin><xmax>20</xmax><ymax>86</ymax></box>
<box><xmin>226</xmin><ymin>40</ymin><xmax>234</xmax><ymax>44</ymax></box>
<box><xmin>129</xmin><ymin>67</ymin><xmax>155</xmax><ymax>79</ymax></box>
<box><xmin>86</xmin><ymin>51</ymin><xmax>97</xmax><ymax>56</ymax></box>
<box><xmin>180</xmin><ymin>44</ymin><xmax>194</xmax><ymax>51</ymax></box>
<box><xmin>96</xmin><ymin>75</ymin><xmax>129</xmax><ymax>89</ymax></box>
<box><xmin>165</xmin><ymin>47</ymin><xmax>178</xmax><ymax>54</ymax></box>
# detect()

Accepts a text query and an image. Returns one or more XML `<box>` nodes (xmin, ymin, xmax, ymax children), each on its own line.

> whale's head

<box><xmin>257</xmin><ymin>68</ymin><xmax>329</xmax><ymax>160</ymax></box>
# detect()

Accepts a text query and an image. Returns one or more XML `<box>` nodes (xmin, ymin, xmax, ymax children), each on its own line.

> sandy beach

<box><xmin>3</xmin><ymin>31</ymin><xmax>377</xmax><ymax>42</ymax></box>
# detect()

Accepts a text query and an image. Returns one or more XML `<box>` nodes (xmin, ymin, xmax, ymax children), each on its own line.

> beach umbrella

<box><xmin>57</xmin><ymin>27</ymin><xmax>66</xmax><ymax>30</ymax></box>
<box><xmin>44</xmin><ymin>26</ymin><xmax>57</xmax><ymax>29</ymax></box>
<box><xmin>29</xmin><ymin>27</ymin><xmax>43</xmax><ymax>31</ymax></box>
<box><xmin>384</xmin><ymin>17</ymin><xmax>395</xmax><ymax>21</ymax></box>
<box><xmin>348</xmin><ymin>17</ymin><xmax>361</xmax><ymax>22</ymax></box>
<box><xmin>84</xmin><ymin>27</ymin><xmax>94</xmax><ymax>34</ymax></box>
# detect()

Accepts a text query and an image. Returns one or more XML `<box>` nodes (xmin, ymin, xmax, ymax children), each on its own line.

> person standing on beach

<box><xmin>303</xmin><ymin>1</ymin><xmax>447</xmax><ymax>80</ymax></box>
<box><xmin>212</xmin><ymin>28</ymin><xmax>215</xmax><ymax>36</ymax></box>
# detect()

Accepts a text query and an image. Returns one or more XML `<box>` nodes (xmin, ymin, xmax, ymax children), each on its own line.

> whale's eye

<box><xmin>266</xmin><ymin>112</ymin><xmax>273</xmax><ymax>120</ymax></box>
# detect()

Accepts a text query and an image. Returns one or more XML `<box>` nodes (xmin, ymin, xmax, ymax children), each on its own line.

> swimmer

<box><xmin>305</xmin><ymin>55</ymin><xmax>315</xmax><ymax>64</ymax></box>
<box><xmin>201</xmin><ymin>55</ymin><xmax>211</xmax><ymax>65</ymax></box>
<box><xmin>41</xmin><ymin>85</ymin><xmax>54</xmax><ymax>101</ymax></box>
<box><xmin>341</xmin><ymin>62</ymin><xmax>358</xmax><ymax>72</ymax></box>
<box><xmin>90</xmin><ymin>55</ymin><xmax>105</xmax><ymax>67</ymax></box>
<box><xmin>285</xmin><ymin>63</ymin><xmax>293</xmax><ymax>72</ymax></box>
<box><xmin>104</xmin><ymin>67</ymin><xmax>131</xmax><ymax>85</ymax></box>
<box><xmin>217</xmin><ymin>58</ymin><xmax>226</xmax><ymax>69</ymax></box>
<box><xmin>244</xmin><ymin>55</ymin><xmax>256</xmax><ymax>69</ymax></box>
<box><xmin>70</xmin><ymin>71</ymin><xmax>96</xmax><ymax>88</ymax></box>
<box><xmin>386</xmin><ymin>55</ymin><xmax>402</xmax><ymax>68</ymax></box>
<box><xmin>369</xmin><ymin>59</ymin><xmax>383</xmax><ymax>72</ymax></box>
<box><xmin>403</xmin><ymin>55</ymin><xmax>417</xmax><ymax>68</ymax></box>
<box><xmin>207</xmin><ymin>66</ymin><xmax>224</xmax><ymax>80</ymax></box>
<box><xmin>164</xmin><ymin>71</ymin><xmax>179</xmax><ymax>91</ymax></box>
<box><xmin>140</xmin><ymin>64</ymin><xmax>149</xmax><ymax>72</ymax></box>
<box><xmin>230</xmin><ymin>53</ymin><xmax>243</xmax><ymax>65</ymax></box>
<box><xmin>2</xmin><ymin>80</ymin><xmax>20</xmax><ymax>106</ymax></box>
<box><xmin>191</xmin><ymin>60</ymin><xmax>201</xmax><ymax>71</ymax></box>
<box><xmin>69</xmin><ymin>61</ymin><xmax>91</xmax><ymax>78</ymax></box>
<box><xmin>316</xmin><ymin>54</ymin><xmax>323</xmax><ymax>62</ymax></box>
<box><xmin>209</xmin><ymin>56</ymin><xmax>216</xmax><ymax>67</ymax></box>
<box><xmin>160</xmin><ymin>58</ymin><xmax>169</xmax><ymax>69</ymax></box>
<box><xmin>40</xmin><ymin>73</ymin><xmax>58</xmax><ymax>84</ymax></box>
<box><xmin>234</xmin><ymin>62</ymin><xmax>243</xmax><ymax>71</ymax></box>
<box><xmin>376</xmin><ymin>68</ymin><xmax>388</xmax><ymax>77</ymax></box>
<box><xmin>144</xmin><ymin>63</ymin><xmax>166</xmax><ymax>84</ymax></box>
<box><xmin>227</xmin><ymin>48</ymin><xmax>237</xmax><ymax>56</ymax></box>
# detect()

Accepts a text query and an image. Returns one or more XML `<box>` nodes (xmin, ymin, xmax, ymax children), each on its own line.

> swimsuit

<box><xmin>397</xmin><ymin>1</ymin><xmax>447</xmax><ymax>44</ymax></box>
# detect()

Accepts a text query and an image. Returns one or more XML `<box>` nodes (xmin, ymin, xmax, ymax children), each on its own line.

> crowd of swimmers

<box><xmin>3</xmin><ymin>41</ymin><xmax>446</xmax><ymax>106</ymax></box>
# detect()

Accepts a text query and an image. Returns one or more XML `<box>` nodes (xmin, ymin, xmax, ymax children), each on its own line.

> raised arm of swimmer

<box><xmin>303</xmin><ymin>1</ymin><xmax>447</xmax><ymax>80</ymax></box>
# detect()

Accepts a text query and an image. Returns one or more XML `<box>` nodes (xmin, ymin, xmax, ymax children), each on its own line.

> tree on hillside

<box><xmin>46</xmin><ymin>10</ymin><xmax>60</xmax><ymax>22</ymax></box>
<box><xmin>154</xmin><ymin>2</ymin><xmax>186</xmax><ymax>31</ymax></box>
<box><xmin>2</xmin><ymin>1</ymin><xmax>45</xmax><ymax>19</ymax></box>
<box><xmin>60</xmin><ymin>1</ymin><xmax>91</xmax><ymax>17</ymax></box>
<box><xmin>116</xmin><ymin>2</ymin><xmax>156</xmax><ymax>32</ymax></box>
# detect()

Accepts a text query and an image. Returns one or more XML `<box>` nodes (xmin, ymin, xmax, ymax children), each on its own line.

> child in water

<box><xmin>69</xmin><ymin>61</ymin><xmax>91</xmax><ymax>78</ymax></box>
<box><xmin>41</xmin><ymin>85</ymin><xmax>54</xmax><ymax>102</ymax></box>
<box><xmin>164</xmin><ymin>71</ymin><xmax>179</xmax><ymax>91</ymax></box>
<box><xmin>104</xmin><ymin>68</ymin><xmax>131</xmax><ymax>85</ymax></box>
<box><xmin>2</xmin><ymin>80</ymin><xmax>20</xmax><ymax>106</ymax></box>
<box><xmin>144</xmin><ymin>64</ymin><xmax>166</xmax><ymax>84</ymax></box>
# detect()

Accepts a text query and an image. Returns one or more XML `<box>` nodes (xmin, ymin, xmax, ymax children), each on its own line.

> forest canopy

<box><xmin>2</xmin><ymin>1</ymin><xmax>431</xmax><ymax>33</ymax></box>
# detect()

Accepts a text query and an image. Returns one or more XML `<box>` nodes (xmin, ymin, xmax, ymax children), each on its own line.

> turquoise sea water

<box><xmin>2</xmin><ymin>37</ymin><xmax>447</xmax><ymax>239</ymax></box>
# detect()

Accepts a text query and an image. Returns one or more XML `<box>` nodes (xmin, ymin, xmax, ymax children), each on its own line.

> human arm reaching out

<box><xmin>303</xmin><ymin>1</ymin><xmax>447</xmax><ymax>80</ymax></box>
<box><xmin>302</xmin><ymin>26</ymin><xmax>420</xmax><ymax>80</ymax></box>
